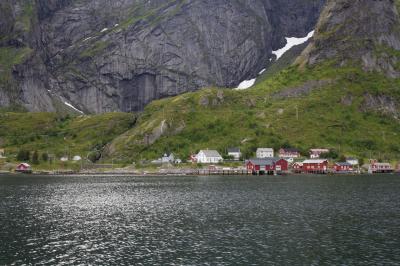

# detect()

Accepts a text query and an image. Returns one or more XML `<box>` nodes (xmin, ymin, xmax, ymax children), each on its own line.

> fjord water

<box><xmin>1</xmin><ymin>175</ymin><xmax>400</xmax><ymax>265</ymax></box>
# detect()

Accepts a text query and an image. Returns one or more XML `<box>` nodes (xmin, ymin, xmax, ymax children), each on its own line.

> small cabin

<box><xmin>227</xmin><ymin>147</ymin><xmax>242</xmax><ymax>161</ymax></box>
<box><xmin>16</xmin><ymin>163</ymin><xmax>32</xmax><ymax>173</ymax></box>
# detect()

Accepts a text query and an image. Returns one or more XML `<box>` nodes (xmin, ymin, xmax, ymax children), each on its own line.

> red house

<box><xmin>302</xmin><ymin>159</ymin><xmax>328</xmax><ymax>174</ymax></box>
<box><xmin>246</xmin><ymin>158</ymin><xmax>288</xmax><ymax>174</ymax></box>
<box><xmin>292</xmin><ymin>162</ymin><xmax>303</xmax><ymax>173</ymax></box>
<box><xmin>16</xmin><ymin>163</ymin><xmax>32</xmax><ymax>173</ymax></box>
<box><xmin>275</xmin><ymin>159</ymin><xmax>289</xmax><ymax>172</ymax></box>
<box><xmin>334</xmin><ymin>162</ymin><xmax>354</xmax><ymax>173</ymax></box>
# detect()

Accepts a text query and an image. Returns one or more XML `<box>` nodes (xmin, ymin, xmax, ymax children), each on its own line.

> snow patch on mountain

<box><xmin>272</xmin><ymin>30</ymin><xmax>314</xmax><ymax>60</ymax></box>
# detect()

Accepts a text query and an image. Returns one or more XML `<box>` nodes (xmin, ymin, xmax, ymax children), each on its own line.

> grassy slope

<box><xmin>0</xmin><ymin>112</ymin><xmax>135</xmax><ymax>164</ymax></box>
<box><xmin>107</xmin><ymin>62</ymin><xmax>400</xmax><ymax>163</ymax></box>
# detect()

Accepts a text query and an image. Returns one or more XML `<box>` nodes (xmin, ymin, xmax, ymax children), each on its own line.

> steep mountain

<box><xmin>0</xmin><ymin>0</ymin><xmax>325</xmax><ymax>113</ymax></box>
<box><xmin>1</xmin><ymin>0</ymin><xmax>400</xmax><ymax>165</ymax></box>
<box><xmin>103</xmin><ymin>0</ymin><xmax>400</xmax><ymax>162</ymax></box>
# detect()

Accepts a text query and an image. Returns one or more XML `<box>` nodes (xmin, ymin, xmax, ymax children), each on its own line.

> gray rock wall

<box><xmin>2</xmin><ymin>0</ymin><xmax>325</xmax><ymax>113</ymax></box>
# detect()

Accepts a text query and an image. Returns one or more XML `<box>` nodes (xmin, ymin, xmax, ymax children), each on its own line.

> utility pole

<box><xmin>295</xmin><ymin>105</ymin><xmax>299</xmax><ymax>121</ymax></box>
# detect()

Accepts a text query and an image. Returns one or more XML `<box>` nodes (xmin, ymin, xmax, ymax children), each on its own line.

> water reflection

<box><xmin>1</xmin><ymin>175</ymin><xmax>400</xmax><ymax>265</ymax></box>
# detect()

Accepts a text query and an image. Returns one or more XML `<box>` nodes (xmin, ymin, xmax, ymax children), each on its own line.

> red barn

<box><xmin>275</xmin><ymin>159</ymin><xmax>289</xmax><ymax>172</ymax></box>
<box><xmin>302</xmin><ymin>159</ymin><xmax>328</xmax><ymax>174</ymax></box>
<box><xmin>334</xmin><ymin>162</ymin><xmax>354</xmax><ymax>173</ymax></box>
<box><xmin>246</xmin><ymin>158</ymin><xmax>288</xmax><ymax>174</ymax></box>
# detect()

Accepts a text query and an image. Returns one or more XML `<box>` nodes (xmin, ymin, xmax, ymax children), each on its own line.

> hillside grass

<box><xmin>107</xmin><ymin>62</ymin><xmax>400</xmax><ymax>163</ymax></box>
<box><xmin>0</xmin><ymin>112</ymin><xmax>136</xmax><ymax>166</ymax></box>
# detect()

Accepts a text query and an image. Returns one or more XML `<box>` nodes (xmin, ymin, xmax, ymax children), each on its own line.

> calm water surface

<box><xmin>1</xmin><ymin>174</ymin><xmax>400</xmax><ymax>265</ymax></box>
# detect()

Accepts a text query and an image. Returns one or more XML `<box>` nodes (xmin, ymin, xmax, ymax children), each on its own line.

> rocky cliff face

<box><xmin>0</xmin><ymin>0</ymin><xmax>325</xmax><ymax>113</ymax></box>
<box><xmin>297</xmin><ymin>0</ymin><xmax>400</xmax><ymax>78</ymax></box>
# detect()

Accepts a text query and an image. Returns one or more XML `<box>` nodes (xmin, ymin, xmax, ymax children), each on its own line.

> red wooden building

<box><xmin>292</xmin><ymin>162</ymin><xmax>303</xmax><ymax>173</ymax></box>
<box><xmin>334</xmin><ymin>162</ymin><xmax>354</xmax><ymax>173</ymax></box>
<box><xmin>246</xmin><ymin>158</ymin><xmax>288</xmax><ymax>175</ymax></box>
<box><xmin>302</xmin><ymin>159</ymin><xmax>328</xmax><ymax>174</ymax></box>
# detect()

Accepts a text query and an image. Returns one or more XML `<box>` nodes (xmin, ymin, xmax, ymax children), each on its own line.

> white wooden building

<box><xmin>256</xmin><ymin>148</ymin><xmax>274</xmax><ymax>158</ymax></box>
<box><xmin>196</xmin><ymin>150</ymin><xmax>223</xmax><ymax>164</ymax></box>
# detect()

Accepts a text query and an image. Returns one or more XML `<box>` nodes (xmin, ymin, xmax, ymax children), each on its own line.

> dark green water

<box><xmin>1</xmin><ymin>174</ymin><xmax>400</xmax><ymax>265</ymax></box>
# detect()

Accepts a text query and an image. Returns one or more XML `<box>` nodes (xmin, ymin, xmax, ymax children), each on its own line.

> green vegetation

<box><xmin>107</xmin><ymin>61</ymin><xmax>400</xmax><ymax>163</ymax></box>
<box><xmin>0</xmin><ymin>112</ymin><xmax>136</xmax><ymax>167</ymax></box>
<box><xmin>79</xmin><ymin>41</ymin><xmax>110</xmax><ymax>59</ymax></box>
<box><xmin>0</xmin><ymin>46</ymin><xmax>32</xmax><ymax>85</ymax></box>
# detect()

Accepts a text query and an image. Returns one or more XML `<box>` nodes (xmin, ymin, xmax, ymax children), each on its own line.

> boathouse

<box><xmin>246</xmin><ymin>158</ymin><xmax>288</xmax><ymax>174</ymax></box>
<box><xmin>334</xmin><ymin>162</ymin><xmax>354</xmax><ymax>173</ymax></box>
<box><xmin>368</xmin><ymin>162</ymin><xmax>394</xmax><ymax>174</ymax></box>
<box><xmin>302</xmin><ymin>159</ymin><xmax>328</xmax><ymax>174</ymax></box>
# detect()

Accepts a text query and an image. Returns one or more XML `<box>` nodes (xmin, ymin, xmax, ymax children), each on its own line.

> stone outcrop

<box><xmin>0</xmin><ymin>0</ymin><xmax>325</xmax><ymax>113</ymax></box>
<box><xmin>297</xmin><ymin>0</ymin><xmax>400</xmax><ymax>78</ymax></box>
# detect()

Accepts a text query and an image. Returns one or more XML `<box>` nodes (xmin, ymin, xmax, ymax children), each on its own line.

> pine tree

<box><xmin>32</xmin><ymin>151</ymin><xmax>39</xmax><ymax>165</ymax></box>
<box><xmin>41</xmin><ymin>153</ymin><xmax>49</xmax><ymax>162</ymax></box>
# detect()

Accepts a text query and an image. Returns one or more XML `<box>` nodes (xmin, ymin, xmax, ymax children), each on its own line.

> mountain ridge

<box><xmin>0</xmin><ymin>0</ymin><xmax>325</xmax><ymax>113</ymax></box>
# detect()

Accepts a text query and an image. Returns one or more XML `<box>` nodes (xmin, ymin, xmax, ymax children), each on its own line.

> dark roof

<box><xmin>247</xmin><ymin>158</ymin><xmax>281</xmax><ymax>166</ymax></box>
<box><xmin>227</xmin><ymin>147</ymin><xmax>240</xmax><ymax>153</ymax></box>
<box><xmin>336</xmin><ymin>162</ymin><xmax>352</xmax><ymax>166</ymax></box>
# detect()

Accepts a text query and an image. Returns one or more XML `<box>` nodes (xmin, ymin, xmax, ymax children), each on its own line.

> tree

<box><xmin>41</xmin><ymin>153</ymin><xmax>49</xmax><ymax>162</ymax></box>
<box><xmin>338</xmin><ymin>155</ymin><xmax>347</xmax><ymax>162</ymax></box>
<box><xmin>16</xmin><ymin>149</ymin><xmax>30</xmax><ymax>161</ymax></box>
<box><xmin>32</xmin><ymin>151</ymin><xmax>39</xmax><ymax>165</ymax></box>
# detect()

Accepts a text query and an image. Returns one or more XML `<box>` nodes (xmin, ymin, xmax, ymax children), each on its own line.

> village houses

<box><xmin>309</xmin><ymin>149</ymin><xmax>329</xmax><ymax>159</ymax></box>
<box><xmin>256</xmin><ymin>148</ymin><xmax>274</xmax><ymax>158</ymax></box>
<box><xmin>196</xmin><ymin>150</ymin><xmax>223</xmax><ymax>164</ymax></box>
<box><xmin>227</xmin><ymin>148</ymin><xmax>242</xmax><ymax>161</ymax></box>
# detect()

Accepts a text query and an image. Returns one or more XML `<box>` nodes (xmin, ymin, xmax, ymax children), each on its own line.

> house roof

<box><xmin>335</xmin><ymin>162</ymin><xmax>352</xmax><ymax>166</ymax></box>
<box><xmin>303</xmin><ymin>159</ymin><xmax>328</xmax><ymax>164</ymax></box>
<box><xmin>227</xmin><ymin>147</ymin><xmax>240</xmax><ymax>153</ymax></box>
<box><xmin>199</xmin><ymin>150</ymin><xmax>222</xmax><ymax>158</ymax></box>
<box><xmin>18</xmin><ymin>163</ymin><xmax>31</xmax><ymax>167</ymax></box>
<box><xmin>247</xmin><ymin>158</ymin><xmax>281</xmax><ymax>166</ymax></box>
<box><xmin>346</xmin><ymin>157</ymin><xmax>358</xmax><ymax>161</ymax></box>
<box><xmin>257</xmin><ymin>148</ymin><xmax>274</xmax><ymax>152</ymax></box>
<box><xmin>309</xmin><ymin>148</ymin><xmax>329</xmax><ymax>153</ymax></box>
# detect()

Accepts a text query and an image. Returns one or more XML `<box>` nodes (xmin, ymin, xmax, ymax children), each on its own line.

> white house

<box><xmin>196</xmin><ymin>150</ymin><xmax>223</xmax><ymax>164</ymax></box>
<box><xmin>227</xmin><ymin>147</ymin><xmax>241</xmax><ymax>161</ymax></box>
<box><xmin>346</xmin><ymin>157</ymin><xmax>359</xmax><ymax>166</ymax></box>
<box><xmin>0</xmin><ymin>148</ymin><xmax>5</xmax><ymax>158</ymax></box>
<box><xmin>256</xmin><ymin>148</ymin><xmax>274</xmax><ymax>158</ymax></box>
<box><xmin>73</xmin><ymin>155</ymin><xmax>82</xmax><ymax>161</ymax></box>
<box><xmin>309</xmin><ymin>149</ymin><xmax>329</xmax><ymax>159</ymax></box>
